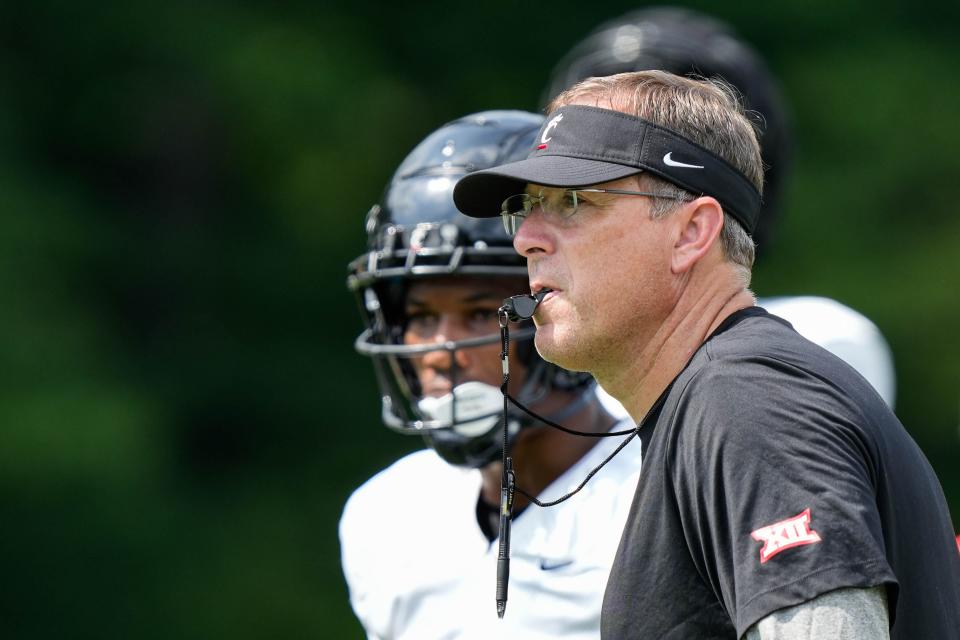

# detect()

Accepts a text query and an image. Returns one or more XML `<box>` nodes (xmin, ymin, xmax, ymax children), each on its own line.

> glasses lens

<box><xmin>500</xmin><ymin>194</ymin><xmax>535</xmax><ymax>237</ymax></box>
<box><xmin>538</xmin><ymin>189</ymin><xmax>578</xmax><ymax>219</ymax></box>
<box><xmin>501</xmin><ymin>193</ymin><xmax>532</xmax><ymax>216</ymax></box>
<box><xmin>501</xmin><ymin>212</ymin><xmax>518</xmax><ymax>236</ymax></box>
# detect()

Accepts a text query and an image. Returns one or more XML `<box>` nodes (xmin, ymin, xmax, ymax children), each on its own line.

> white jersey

<box><xmin>339</xmin><ymin>417</ymin><xmax>641</xmax><ymax>640</ymax></box>
<box><xmin>595</xmin><ymin>296</ymin><xmax>896</xmax><ymax>417</ymax></box>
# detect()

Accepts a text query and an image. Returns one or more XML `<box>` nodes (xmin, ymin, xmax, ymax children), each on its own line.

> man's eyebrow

<box><xmin>461</xmin><ymin>291</ymin><xmax>504</xmax><ymax>303</ymax></box>
<box><xmin>576</xmin><ymin>188</ymin><xmax>614</xmax><ymax>200</ymax></box>
<box><xmin>405</xmin><ymin>291</ymin><xmax>505</xmax><ymax>308</ymax></box>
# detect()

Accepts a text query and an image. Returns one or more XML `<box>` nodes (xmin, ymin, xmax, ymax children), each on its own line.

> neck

<box><xmin>478</xmin><ymin>392</ymin><xmax>616</xmax><ymax>511</ymax></box>
<box><xmin>597</xmin><ymin>265</ymin><xmax>755</xmax><ymax>422</ymax></box>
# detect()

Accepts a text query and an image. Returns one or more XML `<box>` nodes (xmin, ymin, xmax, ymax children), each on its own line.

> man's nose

<box><xmin>512</xmin><ymin>208</ymin><xmax>554</xmax><ymax>258</ymax></box>
<box><xmin>420</xmin><ymin>319</ymin><xmax>471</xmax><ymax>372</ymax></box>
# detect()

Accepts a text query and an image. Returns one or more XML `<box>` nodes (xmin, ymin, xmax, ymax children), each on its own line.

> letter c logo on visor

<box><xmin>539</xmin><ymin>114</ymin><xmax>564</xmax><ymax>148</ymax></box>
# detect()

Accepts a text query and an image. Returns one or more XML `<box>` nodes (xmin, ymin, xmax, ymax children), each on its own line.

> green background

<box><xmin>1</xmin><ymin>1</ymin><xmax>957</xmax><ymax>637</ymax></box>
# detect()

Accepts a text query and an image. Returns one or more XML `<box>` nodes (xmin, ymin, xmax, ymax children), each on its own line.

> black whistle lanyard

<box><xmin>495</xmin><ymin>304</ymin><xmax>516</xmax><ymax>620</ymax></box>
<box><xmin>493</xmin><ymin>294</ymin><xmax>673</xmax><ymax>619</ymax></box>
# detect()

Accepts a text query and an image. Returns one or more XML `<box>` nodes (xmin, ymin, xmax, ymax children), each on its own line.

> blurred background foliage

<box><xmin>0</xmin><ymin>1</ymin><xmax>957</xmax><ymax>637</ymax></box>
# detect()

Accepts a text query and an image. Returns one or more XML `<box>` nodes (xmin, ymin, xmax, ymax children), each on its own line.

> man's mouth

<box><xmin>531</xmin><ymin>281</ymin><xmax>557</xmax><ymax>296</ymax></box>
<box><xmin>531</xmin><ymin>285</ymin><xmax>558</xmax><ymax>306</ymax></box>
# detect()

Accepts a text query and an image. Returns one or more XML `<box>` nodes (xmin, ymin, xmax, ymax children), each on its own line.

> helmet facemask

<box><xmin>353</xmin><ymin>268</ymin><xmax>559</xmax><ymax>468</ymax></box>
<box><xmin>347</xmin><ymin>111</ymin><xmax>594</xmax><ymax>468</ymax></box>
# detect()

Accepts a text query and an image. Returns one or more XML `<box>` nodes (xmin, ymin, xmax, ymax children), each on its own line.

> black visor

<box><xmin>453</xmin><ymin>104</ymin><xmax>761</xmax><ymax>234</ymax></box>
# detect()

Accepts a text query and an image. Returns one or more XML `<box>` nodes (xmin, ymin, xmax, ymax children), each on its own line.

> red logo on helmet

<box><xmin>750</xmin><ymin>508</ymin><xmax>822</xmax><ymax>564</ymax></box>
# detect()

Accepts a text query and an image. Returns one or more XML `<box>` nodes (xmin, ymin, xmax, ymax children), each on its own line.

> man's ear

<box><xmin>670</xmin><ymin>197</ymin><xmax>725</xmax><ymax>274</ymax></box>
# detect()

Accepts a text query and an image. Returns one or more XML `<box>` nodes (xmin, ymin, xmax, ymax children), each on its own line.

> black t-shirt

<box><xmin>601</xmin><ymin>308</ymin><xmax>960</xmax><ymax>639</ymax></box>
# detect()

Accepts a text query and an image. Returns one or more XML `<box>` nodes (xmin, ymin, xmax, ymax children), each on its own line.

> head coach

<box><xmin>453</xmin><ymin>70</ymin><xmax>960</xmax><ymax>639</ymax></box>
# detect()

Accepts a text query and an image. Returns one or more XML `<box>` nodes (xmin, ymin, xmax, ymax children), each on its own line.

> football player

<box><xmin>339</xmin><ymin>111</ymin><xmax>641</xmax><ymax>639</ymax></box>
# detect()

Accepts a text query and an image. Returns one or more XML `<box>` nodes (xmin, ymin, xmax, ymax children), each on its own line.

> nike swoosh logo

<box><xmin>540</xmin><ymin>559</ymin><xmax>574</xmax><ymax>571</ymax></box>
<box><xmin>663</xmin><ymin>152</ymin><xmax>704</xmax><ymax>169</ymax></box>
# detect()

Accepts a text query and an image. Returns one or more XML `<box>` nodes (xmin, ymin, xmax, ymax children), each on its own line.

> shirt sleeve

<box><xmin>742</xmin><ymin>585</ymin><xmax>889</xmax><ymax>640</ymax></box>
<box><xmin>669</xmin><ymin>358</ymin><xmax>897</xmax><ymax>637</ymax></box>
<box><xmin>339</xmin><ymin>491</ymin><xmax>388</xmax><ymax>640</ymax></box>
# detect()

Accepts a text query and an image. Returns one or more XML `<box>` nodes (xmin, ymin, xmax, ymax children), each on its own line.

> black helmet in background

<box><xmin>544</xmin><ymin>7</ymin><xmax>791</xmax><ymax>254</ymax></box>
<box><xmin>348</xmin><ymin>110</ymin><xmax>593</xmax><ymax>468</ymax></box>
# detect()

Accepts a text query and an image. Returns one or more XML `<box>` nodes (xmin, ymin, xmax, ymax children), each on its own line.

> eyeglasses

<box><xmin>500</xmin><ymin>188</ymin><xmax>690</xmax><ymax>236</ymax></box>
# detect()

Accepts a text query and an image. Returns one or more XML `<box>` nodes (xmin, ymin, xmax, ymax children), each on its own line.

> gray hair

<box><xmin>548</xmin><ymin>70</ymin><xmax>762</xmax><ymax>273</ymax></box>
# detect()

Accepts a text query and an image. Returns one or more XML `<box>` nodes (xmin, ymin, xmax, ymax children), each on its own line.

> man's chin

<box><xmin>534</xmin><ymin>329</ymin><xmax>577</xmax><ymax>370</ymax></box>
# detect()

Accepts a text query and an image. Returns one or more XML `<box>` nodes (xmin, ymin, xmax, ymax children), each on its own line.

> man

<box><xmin>544</xmin><ymin>7</ymin><xmax>896</xmax><ymax>409</ymax></box>
<box><xmin>339</xmin><ymin>111</ymin><xmax>641</xmax><ymax>639</ymax></box>
<box><xmin>453</xmin><ymin>72</ymin><xmax>960</xmax><ymax>638</ymax></box>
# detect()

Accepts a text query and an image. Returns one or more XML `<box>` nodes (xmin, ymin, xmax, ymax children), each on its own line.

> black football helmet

<box><xmin>348</xmin><ymin>110</ymin><xmax>593</xmax><ymax>468</ymax></box>
<box><xmin>543</xmin><ymin>7</ymin><xmax>791</xmax><ymax>254</ymax></box>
